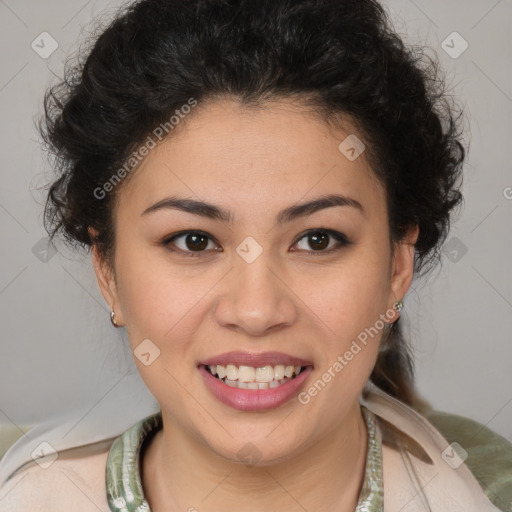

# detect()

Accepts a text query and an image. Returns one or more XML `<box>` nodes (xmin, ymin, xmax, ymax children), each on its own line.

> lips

<box><xmin>198</xmin><ymin>351</ymin><xmax>314</xmax><ymax>411</ymax></box>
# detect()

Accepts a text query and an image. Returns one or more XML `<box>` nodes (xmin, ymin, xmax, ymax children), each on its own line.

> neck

<box><xmin>142</xmin><ymin>402</ymin><xmax>368</xmax><ymax>511</ymax></box>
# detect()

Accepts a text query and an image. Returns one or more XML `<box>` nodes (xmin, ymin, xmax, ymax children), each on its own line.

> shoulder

<box><xmin>423</xmin><ymin>408</ymin><xmax>512</xmax><ymax>511</ymax></box>
<box><xmin>0</xmin><ymin>439</ymin><xmax>113</xmax><ymax>512</ymax></box>
<box><xmin>362</xmin><ymin>383</ymin><xmax>510</xmax><ymax>511</ymax></box>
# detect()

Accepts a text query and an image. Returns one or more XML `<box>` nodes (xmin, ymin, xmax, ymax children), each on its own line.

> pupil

<box><xmin>186</xmin><ymin>234</ymin><xmax>208</xmax><ymax>251</ymax></box>
<box><xmin>310</xmin><ymin>232</ymin><xmax>328</xmax><ymax>250</ymax></box>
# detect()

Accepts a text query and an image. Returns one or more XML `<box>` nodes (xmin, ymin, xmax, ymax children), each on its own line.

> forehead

<box><xmin>115</xmin><ymin>99</ymin><xmax>386</xmax><ymax>222</ymax></box>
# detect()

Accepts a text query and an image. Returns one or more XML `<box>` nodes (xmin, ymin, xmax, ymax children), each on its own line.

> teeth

<box><xmin>238</xmin><ymin>365</ymin><xmax>256</xmax><ymax>382</ymax></box>
<box><xmin>274</xmin><ymin>364</ymin><xmax>285</xmax><ymax>380</ymax></box>
<box><xmin>226</xmin><ymin>364</ymin><xmax>238</xmax><ymax>381</ymax></box>
<box><xmin>255</xmin><ymin>365</ymin><xmax>274</xmax><ymax>383</ymax></box>
<box><xmin>284</xmin><ymin>365</ymin><xmax>294</xmax><ymax>378</ymax></box>
<box><xmin>206</xmin><ymin>363</ymin><xmax>305</xmax><ymax>389</ymax></box>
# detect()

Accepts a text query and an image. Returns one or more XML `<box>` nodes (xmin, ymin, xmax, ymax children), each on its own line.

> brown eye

<box><xmin>182</xmin><ymin>233</ymin><xmax>209</xmax><ymax>251</ymax></box>
<box><xmin>163</xmin><ymin>231</ymin><xmax>220</xmax><ymax>257</ymax></box>
<box><xmin>306</xmin><ymin>232</ymin><xmax>329</xmax><ymax>250</ymax></box>
<box><xmin>293</xmin><ymin>229</ymin><xmax>350</xmax><ymax>255</ymax></box>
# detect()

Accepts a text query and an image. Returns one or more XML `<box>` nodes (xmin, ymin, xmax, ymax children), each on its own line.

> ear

<box><xmin>387</xmin><ymin>224</ymin><xmax>419</xmax><ymax>322</ymax></box>
<box><xmin>89</xmin><ymin>227</ymin><xmax>124</xmax><ymax>325</ymax></box>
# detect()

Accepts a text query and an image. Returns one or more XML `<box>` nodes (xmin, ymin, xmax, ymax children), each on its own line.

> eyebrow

<box><xmin>141</xmin><ymin>193</ymin><xmax>364</xmax><ymax>225</ymax></box>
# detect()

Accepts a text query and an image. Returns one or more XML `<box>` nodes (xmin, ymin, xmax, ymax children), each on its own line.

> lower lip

<box><xmin>198</xmin><ymin>365</ymin><xmax>313</xmax><ymax>411</ymax></box>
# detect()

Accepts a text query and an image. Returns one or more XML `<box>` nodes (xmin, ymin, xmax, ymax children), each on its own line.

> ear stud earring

<box><xmin>394</xmin><ymin>300</ymin><xmax>404</xmax><ymax>312</ymax></box>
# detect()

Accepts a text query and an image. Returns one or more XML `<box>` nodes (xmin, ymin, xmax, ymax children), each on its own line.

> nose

<box><xmin>213</xmin><ymin>250</ymin><xmax>298</xmax><ymax>337</ymax></box>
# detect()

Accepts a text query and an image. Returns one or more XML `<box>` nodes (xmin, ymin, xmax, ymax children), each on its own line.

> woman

<box><xmin>0</xmin><ymin>0</ymin><xmax>510</xmax><ymax>510</ymax></box>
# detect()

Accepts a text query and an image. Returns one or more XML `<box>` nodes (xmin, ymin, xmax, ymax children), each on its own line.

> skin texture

<box><xmin>91</xmin><ymin>98</ymin><xmax>418</xmax><ymax>511</ymax></box>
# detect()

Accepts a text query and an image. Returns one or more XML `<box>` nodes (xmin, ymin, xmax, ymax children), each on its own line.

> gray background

<box><xmin>0</xmin><ymin>0</ymin><xmax>511</xmax><ymax>441</ymax></box>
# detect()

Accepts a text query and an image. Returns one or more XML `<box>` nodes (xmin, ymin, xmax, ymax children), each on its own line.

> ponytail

<box><xmin>369</xmin><ymin>320</ymin><xmax>432</xmax><ymax>414</ymax></box>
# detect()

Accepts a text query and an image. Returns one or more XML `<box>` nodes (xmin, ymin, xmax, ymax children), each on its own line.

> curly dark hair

<box><xmin>40</xmin><ymin>0</ymin><xmax>465</xmax><ymax>410</ymax></box>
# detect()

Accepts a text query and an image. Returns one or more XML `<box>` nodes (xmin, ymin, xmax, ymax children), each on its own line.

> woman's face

<box><xmin>93</xmin><ymin>98</ymin><xmax>417</xmax><ymax>464</ymax></box>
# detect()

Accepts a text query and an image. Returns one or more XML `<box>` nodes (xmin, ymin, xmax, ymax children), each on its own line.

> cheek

<box><xmin>112</xmin><ymin>244</ymin><xmax>202</xmax><ymax>358</ymax></box>
<box><xmin>302</xmin><ymin>242</ymin><xmax>390</xmax><ymax>379</ymax></box>
<box><xmin>310</xmin><ymin>245</ymin><xmax>390</xmax><ymax>331</ymax></box>
<box><xmin>113</xmin><ymin>249</ymin><xmax>207</xmax><ymax>419</ymax></box>
<box><xmin>297</xmin><ymin>266</ymin><xmax>388</xmax><ymax>417</ymax></box>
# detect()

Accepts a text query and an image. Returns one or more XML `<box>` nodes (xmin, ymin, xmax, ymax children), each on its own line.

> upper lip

<box><xmin>200</xmin><ymin>351</ymin><xmax>313</xmax><ymax>368</ymax></box>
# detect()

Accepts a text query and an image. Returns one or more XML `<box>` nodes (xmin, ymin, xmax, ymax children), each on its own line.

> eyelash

<box><xmin>161</xmin><ymin>229</ymin><xmax>351</xmax><ymax>258</ymax></box>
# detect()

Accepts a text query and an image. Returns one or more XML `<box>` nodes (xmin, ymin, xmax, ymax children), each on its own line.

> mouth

<box><xmin>202</xmin><ymin>363</ymin><xmax>310</xmax><ymax>390</ymax></box>
<box><xmin>197</xmin><ymin>352</ymin><xmax>314</xmax><ymax>411</ymax></box>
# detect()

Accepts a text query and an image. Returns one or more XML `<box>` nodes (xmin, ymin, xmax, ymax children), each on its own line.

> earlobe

<box><xmin>89</xmin><ymin>232</ymin><xmax>122</xmax><ymax>323</ymax></box>
<box><xmin>388</xmin><ymin>224</ymin><xmax>419</xmax><ymax>318</ymax></box>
